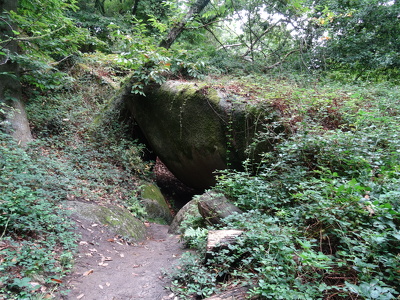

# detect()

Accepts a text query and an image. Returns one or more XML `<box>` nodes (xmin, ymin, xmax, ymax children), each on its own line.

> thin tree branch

<box><xmin>203</xmin><ymin>26</ymin><xmax>228</xmax><ymax>52</ymax></box>
<box><xmin>0</xmin><ymin>17</ymin><xmax>14</xmax><ymax>62</ymax></box>
<box><xmin>186</xmin><ymin>19</ymin><xmax>223</xmax><ymax>30</ymax></box>
<box><xmin>0</xmin><ymin>24</ymin><xmax>67</xmax><ymax>45</ymax></box>
<box><xmin>241</xmin><ymin>20</ymin><xmax>282</xmax><ymax>58</ymax></box>
<box><xmin>217</xmin><ymin>43</ymin><xmax>243</xmax><ymax>50</ymax></box>
<box><xmin>49</xmin><ymin>54</ymin><xmax>74</xmax><ymax>66</ymax></box>
<box><xmin>264</xmin><ymin>49</ymin><xmax>299</xmax><ymax>70</ymax></box>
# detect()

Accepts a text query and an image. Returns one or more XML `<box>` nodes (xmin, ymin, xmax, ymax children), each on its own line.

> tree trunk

<box><xmin>131</xmin><ymin>0</ymin><xmax>140</xmax><ymax>15</ymax></box>
<box><xmin>0</xmin><ymin>0</ymin><xmax>33</xmax><ymax>146</ymax></box>
<box><xmin>159</xmin><ymin>0</ymin><xmax>210</xmax><ymax>49</ymax></box>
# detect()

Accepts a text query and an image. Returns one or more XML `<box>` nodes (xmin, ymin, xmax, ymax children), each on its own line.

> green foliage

<box><xmin>1</xmin><ymin>0</ymin><xmax>91</xmax><ymax>90</ymax></box>
<box><xmin>169</xmin><ymin>79</ymin><xmax>400</xmax><ymax>299</ymax></box>
<box><xmin>25</xmin><ymin>55</ymin><xmax>153</xmax><ymax>201</ymax></box>
<box><xmin>0</xmin><ymin>101</ymin><xmax>13</xmax><ymax>131</ymax></box>
<box><xmin>124</xmin><ymin>184</ymin><xmax>162</xmax><ymax>220</ymax></box>
<box><xmin>125</xmin><ymin>193</ymin><xmax>148</xmax><ymax>220</ymax></box>
<box><xmin>4</xmin><ymin>0</ymin><xmax>399</xmax><ymax>91</ymax></box>
<box><xmin>0</xmin><ymin>53</ymin><xmax>153</xmax><ymax>299</ymax></box>
<box><xmin>11</xmin><ymin>0</ymin><xmax>84</xmax><ymax>55</ymax></box>
<box><xmin>168</xmin><ymin>252</ymin><xmax>219</xmax><ymax>299</ymax></box>
<box><xmin>108</xmin><ymin>18</ymin><xmax>208</xmax><ymax>93</ymax></box>
<box><xmin>69</xmin><ymin>9</ymin><xmax>130</xmax><ymax>52</ymax></box>
<box><xmin>0</xmin><ymin>132</ymin><xmax>77</xmax><ymax>299</ymax></box>
<box><xmin>181</xmin><ymin>227</ymin><xmax>208</xmax><ymax>250</ymax></box>
<box><xmin>313</xmin><ymin>0</ymin><xmax>400</xmax><ymax>76</ymax></box>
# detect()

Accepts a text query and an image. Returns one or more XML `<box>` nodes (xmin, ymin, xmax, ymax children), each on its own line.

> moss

<box><xmin>125</xmin><ymin>79</ymin><xmax>280</xmax><ymax>189</ymax></box>
<box><xmin>144</xmin><ymin>82</ymin><xmax>227</xmax><ymax>160</ymax></box>
<box><xmin>141</xmin><ymin>183</ymin><xmax>172</xmax><ymax>223</ymax></box>
<box><xmin>68</xmin><ymin>201</ymin><xmax>146</xmax><ymax>241</ymax></box>
<box><xmin>206</xmin><ymin>88</ymin><xmax>221</xmax><ymax>106</ymax></box>
<box><xmin>142</xmin><ymin>183</ymin><xmax>166</xmax><ymax>205</ymax></box>
<box><xmin>96</xmin><ymin>206</ymin><xmax>146</xmax><ymax>240</ymax></box>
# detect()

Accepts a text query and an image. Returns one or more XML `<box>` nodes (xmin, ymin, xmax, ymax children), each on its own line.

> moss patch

<box><xmin>141</xmin><ymin>183</ymin><xmax>173</xmax><ymax>224</ymax></box>
<box><xmin>67</xmin><ymin>201</ymin><xmax>146</xmax><ymax>241</ymax></box>
<box><xmin>125</xmin><ymin>79</ymin><xmax>280</xmax><ymax>189</ymax></box>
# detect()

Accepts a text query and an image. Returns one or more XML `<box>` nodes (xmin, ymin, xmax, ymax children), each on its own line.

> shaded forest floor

<box><xmin>62</xmin><ymin>160</ymin><xmax>198</xmax><ymax>300</ymax></box>
<box><xmin>63</xmin><ymin>216</ymin><xmax>184</xmax><ymax>300</ymax></box>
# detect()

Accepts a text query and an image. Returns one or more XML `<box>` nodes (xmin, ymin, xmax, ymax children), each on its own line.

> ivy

<box><xmin>169</xmin><ymin>80</ymin><xmax>400</xmax><ymax>299</ymax></box>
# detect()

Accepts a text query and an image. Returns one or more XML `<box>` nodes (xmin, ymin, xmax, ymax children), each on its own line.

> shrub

<box><xmin>0</xmin><ymin>52</ymin><xmax>153</xmax><ymax>299</ymax></box>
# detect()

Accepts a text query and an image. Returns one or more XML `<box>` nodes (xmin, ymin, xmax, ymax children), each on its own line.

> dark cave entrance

<box><xmin>154</xmin><ymin>157</ymin><xmax>203</xmax><ymax>212</ymax></box>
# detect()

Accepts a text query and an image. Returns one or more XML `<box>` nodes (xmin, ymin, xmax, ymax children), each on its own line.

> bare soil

<box><xmin>63</xmin><ymin>216</ymin><xmax>185</xmax><ymax>300</ymax></box>
<box><xmin>59</xmin><ymin>159</ymin><xmax>200</xmax><ymax>300</ymax></box>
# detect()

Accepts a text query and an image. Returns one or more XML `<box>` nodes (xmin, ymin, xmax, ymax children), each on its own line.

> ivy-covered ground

<box><xmin>169</xmin><ymin>78</ymin><xmax>400</xmax><ymax>300</ymax></box>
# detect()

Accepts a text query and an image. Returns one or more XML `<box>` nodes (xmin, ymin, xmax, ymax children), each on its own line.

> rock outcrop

<box><xmin>168</xmin><ymin>197</ymin><xmax>202</xmax><ymax>234</ymax></box>
<box><xmin>169</xmin><ymin>190</ymin><xmax>242</xmax><ymax>234</ymax></box>
<box><xmin>66</xmin><ymin>200</ymin><xmax>146</xmax><ymax>241</ymax></box>
<box><xmin>124</xmin><ymin>80</ymin><xmax>279</xmax><ymax>189</ymax></box>
<box><xmin>140</xmin><ymin>182</ymin><xmax>173</xmax><ymax>224</ymax></box>
<box><xmin>197</xmin><ymin>191</ymin><xmax>243</xmax><ymax>225</ymax></box>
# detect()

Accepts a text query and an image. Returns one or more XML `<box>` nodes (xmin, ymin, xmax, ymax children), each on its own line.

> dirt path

<box><xmin>63</xmin><ymin>218</ymin><xmax>185</xmax><ymax>300</ymax></box>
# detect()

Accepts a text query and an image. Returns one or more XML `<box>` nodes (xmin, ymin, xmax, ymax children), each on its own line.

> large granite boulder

<box><xmin>124</xmin><ymin>80</ymin><xmax>280</xmax><ymax>189</ymax></box>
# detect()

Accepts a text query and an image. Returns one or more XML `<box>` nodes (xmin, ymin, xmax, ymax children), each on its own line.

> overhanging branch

<box><xmin>159</xmin><ymin>0</ymin><xmax>211</xmax><ymax>49</ymax></box>
<box><xmin>0</xmin><ymin>24</ymin><xmax>67</xmax><ymax>45</ymax></box>
<box><xmin>241</xmin><ymin>20</ymin><xmax>281</xmax><ymax>58</ymax></box>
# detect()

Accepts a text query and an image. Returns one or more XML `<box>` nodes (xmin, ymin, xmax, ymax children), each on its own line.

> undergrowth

<box><xmin>0</xmin><ymin>54</ymin><xmax>153</xmax><ymax>299</ymax></box>
<box><xmin>0</xmin><ymin>132</ymin><xmax>77</xmax><ymax>299</ymax></box>
<box><xmin>168</xmin><ymin>79</ymin><xmax>400</xmax><ymax>299</ymax></box>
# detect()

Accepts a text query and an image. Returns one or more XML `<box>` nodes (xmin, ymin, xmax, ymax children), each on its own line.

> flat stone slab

<box><xmin>207</xmin><ymin>229</ymin><xmax>244</xmax><ymax>252</ymax></box>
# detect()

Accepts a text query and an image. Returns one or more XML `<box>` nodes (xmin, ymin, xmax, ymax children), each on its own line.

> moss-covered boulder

<box><xmin>124</xmin><ymin>80</ymin><xmax>279</xmax><ymax>189</ymax></box>
<box><xmin>168</xmin><ymin>197</ymin><xmax>202</xmax><ymax>234</ymax></box>
<box><xmin>66</xmin><ymin>201</ymin><xmax>146</xmax><ymax>241</ymax></box>
<box><xmin>168</xmin><ymin>190</ymin><xmax>237</xmax><ymax>234</ymax></box>
<box><xmin>140</xmin><ymin>183</ymin><xmax>173</xmax><ymax>224</ymax></box>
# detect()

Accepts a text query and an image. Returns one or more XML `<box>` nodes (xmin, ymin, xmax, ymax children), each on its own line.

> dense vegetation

<box><xmin>0</xmin><ymin>54</ymin><xmax>152</xmax><ymax>298</ymax></box>
<box><xmin>173</xmin><ymin>79</ymin><xmax>400</xmax><ymax>299</ymax></box>
<box><xmin>1</xmin><ymin>0</ymin><xmax>399</xmax><ymax>299</ymax></box>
